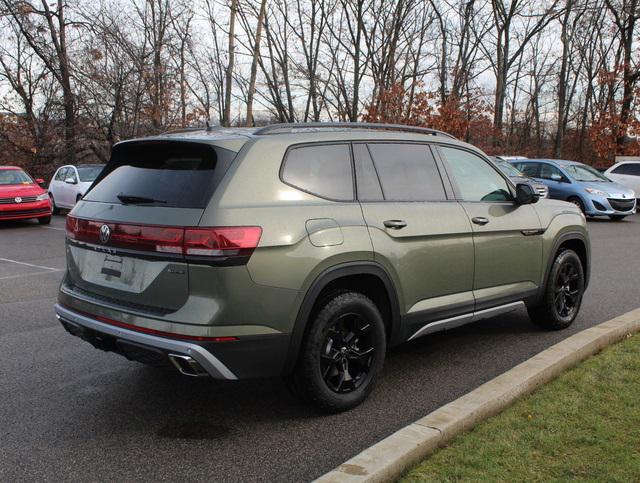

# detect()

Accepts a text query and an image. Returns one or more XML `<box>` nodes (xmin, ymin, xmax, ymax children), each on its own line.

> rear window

<box><xmin>84</xmin><ymin>141</ymin><xmax>237</xmax><ymax>209</ymax></box>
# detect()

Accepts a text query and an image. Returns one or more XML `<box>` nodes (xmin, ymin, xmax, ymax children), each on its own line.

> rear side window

<box><xmin>517</xmin><ymin>163</ymin><xmax>541</xmax><ymax>178</ymax></box>
<box><xmin>353</xmin><ymin>144</ymin><xmax>383</xmax><ymax>201</ymax></box>
<box><xmin>84</xmin><ymin>141</ymin><xmax>236</xmax><ymax>209</ymax></box>
<box><xmin>367</xmin><ymin>143</ymin><xmax>446</xmax><ymax>201</ymax></box>
<box><xmin>612</xmin><ymin>163</ymin><xmax>640</xmax><ymax>176</ymax></box>
<box><xmin>282</xmin><ymin>144</ymin><xmax>353</xmax><ymax>201</ymax></box>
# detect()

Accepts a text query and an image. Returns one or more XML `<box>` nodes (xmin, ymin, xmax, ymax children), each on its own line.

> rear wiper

<box><xmin>117</xmin><ymin>193</ymin><xmax>166</xmax><ymax>205</ymax></box>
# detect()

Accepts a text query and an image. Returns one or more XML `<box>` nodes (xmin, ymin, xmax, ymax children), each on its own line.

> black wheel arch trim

<box><xmin>538</xmin><ymin>231</ymin><xmax>590</xmax><ymax>304</ymax></box>
<box><xmin>283</xmin><ymin>261</ymin><xmax>401</xmax><ymax>375</ymax></box>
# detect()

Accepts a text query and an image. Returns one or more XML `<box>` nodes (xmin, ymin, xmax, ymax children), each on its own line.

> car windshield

<box><xmin>564</xmin><ymin>164</ymin><xmax>610</xmax><ymax>182</ymax></box>
<box><xmin>497</xmin><ymin>162</ymin><xmax>525</xmax><ymax>177</ymax></box>
<box><xmin>77</xmin><ymin>165</ymin><xmax>104</xmax><ymax>182</ymax></box>
<box><xmin>0</xmin><ymin>169</ymin><xmax>33</xmax><ymax>185</ymax></box>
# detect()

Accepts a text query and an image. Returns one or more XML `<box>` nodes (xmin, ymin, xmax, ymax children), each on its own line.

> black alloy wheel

<box><xmin>320</xmin><ymin>313</ymin><xmax>375</xmax><ymax>393</ymax></box>
<box><xmin>553</xmin><ymin>260</ymin><xmax>581</xmax><ymax>319</ymax></box>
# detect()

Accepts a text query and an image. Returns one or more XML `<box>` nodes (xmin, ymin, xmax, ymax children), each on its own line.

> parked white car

<box><xmin>605</xmin><ymin>161</ymin><xmax>640</xmax><ymax>202</ymax></box>
<box><xmin>48</xmin><ymin>164</ymin><xmax>104</xmax><ymax>213</ymax></box>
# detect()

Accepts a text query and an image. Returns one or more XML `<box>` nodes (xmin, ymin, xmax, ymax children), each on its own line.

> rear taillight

<box><xmin>184</xmin><ymin>227</ymin><xmax>262</xmax><ymax>257</ymax></box>
<box><xmin>66</xmin><ymin>215</ymin><xmax>261</xmax><ymax>263</ymax></box>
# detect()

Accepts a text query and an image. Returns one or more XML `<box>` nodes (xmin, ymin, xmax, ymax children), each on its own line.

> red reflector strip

<box><xmin>64</xmin><ymin>305</ymin><xmax>239</xmax><ymax>342</ymax></box>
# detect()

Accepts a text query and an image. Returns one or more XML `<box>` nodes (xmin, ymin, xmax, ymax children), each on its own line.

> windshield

<box><xmin>77</xmin><ymin>165</ymin><xmax>104</xmax><ymax>182</ymax></box>
<box><xmin>564</xmin><ymin>164</ymin><xmax>610</xmax><ymax>182</ymax></box>
<box><xmin>0</xmin><ymin>169</ymin><xmax>33</xmax><ymax>186</ymax></box>
<box><xmin>497</xmin><ymin>162</ymin><xmax>525</xmax><ymax>177</ymax></box>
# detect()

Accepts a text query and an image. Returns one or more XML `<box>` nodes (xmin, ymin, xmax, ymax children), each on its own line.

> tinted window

<box><xmin>367</xmin><ymin>143</ymin><xmax>446</xmax><ymax>201</ymax></box>
<box><xmin>612</xmin><ymin>163</ymin><xmax>640</xmax><ymax>176</ymax></box>
<box><xmin>353</xmin><ymin>144</ymin><xmax>383</xmax><ymax>201</ymax></box>
<box><xmin>77</xmin><ymin>165</ymin><xmax>104</xmax><ymax>182</ymax></box>
<box><xmin>84</xmin><ymin>141</ymin><xmax>236</xmax><ymax>209</ymax></box>
<box><xmin>282</xmin><ymin>144</ymin><xmax>353</xmax><ymax>201</ymax></box>
<box><xmin>441</xmin><ymin>147</ymin><xmax>512</xmax><ymax>202</ymax></box>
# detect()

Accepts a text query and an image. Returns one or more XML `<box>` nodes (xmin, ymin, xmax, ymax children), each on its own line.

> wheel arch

<box><xmin>283</xmin><ymin>261</ymin><xmax>401</xmax><ymax>375</ymax></box>
<box><xmin>539</xmin><ymin>231</ymin><xmax>590</xmax><ymax>304</ymax></box>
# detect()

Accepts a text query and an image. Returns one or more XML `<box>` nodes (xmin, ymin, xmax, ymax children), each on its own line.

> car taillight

<box><xmin>66</xmin><ymin>216</ymin><xmax>261</xmax><ymax>262</ymax></box>
<box><xmin>184</xmin><ymin>227</ymin><xmax>262</xmax><ymax>257</ymax></box>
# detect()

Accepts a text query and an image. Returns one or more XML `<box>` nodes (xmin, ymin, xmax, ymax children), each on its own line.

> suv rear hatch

<box><xmin>63</xmin><ymin>139</ymin><xmax>249</xmax><ymax>316</ymax></box>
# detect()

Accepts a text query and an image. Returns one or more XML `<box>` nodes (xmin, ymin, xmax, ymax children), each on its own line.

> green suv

<box><xmin>55</xmin><ymin>123</ymin><xmax>590</xmax><ymax>412</ymax></box>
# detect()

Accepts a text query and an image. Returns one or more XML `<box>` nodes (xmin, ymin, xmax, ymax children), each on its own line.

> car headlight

<box><xmin>584</xmin><ymin>187</ymin><xmax>608</xmax><ymax>197</ymax></box>
<box><xmin>36</xmin><ymin>193</ymin><xmax>50</xmax><ymax>201</ymax></box>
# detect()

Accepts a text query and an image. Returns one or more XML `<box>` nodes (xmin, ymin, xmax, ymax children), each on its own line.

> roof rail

<box><xmin>161</xmin><ymin>127</ymin><xmax>207</xmax><ymax>135</ymax></box>
<box><xmin>253</xmin><ymin>122</ymin><xmax>456</xmax><ymax>139</ymax></box>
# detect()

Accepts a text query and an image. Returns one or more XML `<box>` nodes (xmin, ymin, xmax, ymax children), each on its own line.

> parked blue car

<box><xmin>509</xmin><ymin>159</ymin><xmax>636</xmax><ymax>220</ymax></box>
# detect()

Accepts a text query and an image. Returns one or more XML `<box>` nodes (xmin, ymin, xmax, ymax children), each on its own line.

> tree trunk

<box><xmin>223</xmin><ymin>0</ymin><xmax>238</xmax><ymax>127</ymax></box>
<box><xmin>245</xmin><ymin>0</ymin><xmax>267</xmax><ymax>127</ymax></box>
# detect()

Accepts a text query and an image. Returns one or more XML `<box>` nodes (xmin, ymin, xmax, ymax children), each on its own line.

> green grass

<box><xmin>401</xmin><ymin>333</ymin><xmax>640</xmax><ymax>482</ymax></box>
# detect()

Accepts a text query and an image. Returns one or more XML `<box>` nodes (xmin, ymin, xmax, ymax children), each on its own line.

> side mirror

<box><xmin>64</xmin><ymin>177</ymin><xmax>77</xmax><ymax>185</ymax></box>
<box><xmin>35</xmin><ymin>178</ymin><xmax>45</xmax><ymax>187</ymax></box>
<box><xmin>550</xmin><ymin>173</ymin><xmax>562</xmax><ymax>182</ymax></box>
<box><xmin>515</xmin><ymin>183</ymin><xmax>538</xmax><ymax>205</ymax></box>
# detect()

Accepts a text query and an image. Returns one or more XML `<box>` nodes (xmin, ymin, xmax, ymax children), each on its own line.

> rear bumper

<box><xmin>55</xmin><ymin>303</ymin><xmax>290</xmax><ymax>380</ymax></box>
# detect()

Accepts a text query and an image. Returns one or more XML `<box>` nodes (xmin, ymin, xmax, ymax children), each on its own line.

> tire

<box><xmin>50</xmin><ymin>194</ymin><xmax>60</xmax><ymax>215</ymax></box>
<box><xmin>528</xmin><ymin>249</ymin><xmax>585</xmax><ymax>330</ymax></box>
<box><xmin>609</xmin><ymin>215</ymin><xmax>626</xmax><ymax>221</ymax></box>
<box><xmin>567</xmin><ymin>196</ymin><xmax>585</xmax><ymax>213</ymax></box>
<box><xmin>38</xmin><ymin>215</ymin><xmax>52</xmax><ymax>225</ymax></box>
<box><xmin>289</xmin><ymin>292</ymin><xmax>386</xmax><ymax>413</ymax></box>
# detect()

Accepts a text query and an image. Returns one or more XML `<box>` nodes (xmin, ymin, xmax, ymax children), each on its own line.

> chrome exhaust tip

<box><xmin>168</xmin><ymin>354</ymin><xmax>209</xmax><ymax>377</ymax></box>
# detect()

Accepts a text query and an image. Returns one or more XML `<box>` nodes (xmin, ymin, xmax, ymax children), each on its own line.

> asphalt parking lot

<box><xmin>1</xmin><ymin>214</ymin><xmax>639</xmax><ymax>482</ymax></box>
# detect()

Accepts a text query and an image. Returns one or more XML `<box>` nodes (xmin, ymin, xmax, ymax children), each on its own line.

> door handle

<box><xmin>383</xmin><ymin>219</ymin><xmax>407</xmax><ymax>230</ymax></box>
<box><xmin>471</xmin><ymin>216</ymin><xmax>489</xmax><ymax>226</ymax></box>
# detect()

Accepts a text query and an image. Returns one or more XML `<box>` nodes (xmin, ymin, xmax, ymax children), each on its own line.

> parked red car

<box><xmin>0</xmin><ymin>166</ymin><xmax>52</xmax><ymax>224</ymax></box>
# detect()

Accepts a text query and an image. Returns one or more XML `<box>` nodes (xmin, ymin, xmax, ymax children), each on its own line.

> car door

<box><xmin>355</xmin><ymin>142</ymin><xmax>475</xmax><ymax>338</ymax></box>
<box><xmin>52</xmin><ymin>167</ymin><xmax>69</xmax><ymax>207</ymax></box>
<box><xmin>538</xmin><ymin>162</ymin><xmax>571</xmax><ymax>199</ymax></box>
<box><xmin>437</xmin><ymin>146</ymin><xmax>543</xmax><ymax>311</ymax></box>
<box><xmin>61</xmin><ymin>167</ymin><xmax>79</xmax><ymax>207</ymax></box>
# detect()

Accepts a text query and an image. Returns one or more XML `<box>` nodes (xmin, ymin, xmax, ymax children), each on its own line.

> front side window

<box><xmin>517</xmin><ymin>162</ymin><xmax>541</xmax><ymax>178</ymax></box>
<box><xmin>440</xmin><ymin>147</ymin><xmax>512</xmax><ymax>202</ymax></box>
<box><xmin>538</xmin><ymin>163</ymin><xmax>566</xmax><ymax>181</ymax></box>
<box><xmin>367</xmin><ymin>143</ymin><xmax>446</xmax><ymax>201</ymax></box>
<box><xmin>55</xmin><ymin>168</ymin><xmax>67</xmax><ymax>181</ymax></box>
<box><xmin>282</xmin><ymin>144</ymin><xmax>353</xmax><ymax>201</ymax></box>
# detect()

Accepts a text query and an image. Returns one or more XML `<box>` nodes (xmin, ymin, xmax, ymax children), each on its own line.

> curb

<box><xmin>316</xmin><ymin>308</ymin><xmax>640</xmax><ymax>483</ymax></box>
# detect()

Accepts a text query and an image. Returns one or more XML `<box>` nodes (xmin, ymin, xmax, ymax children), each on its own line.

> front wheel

<box><xmin>528</xmin><ymin>249</ymin><xmax>585</xmax><ymax>330</ymax></box>
<box><xmin>289</xmin><ymin>292</ymin><xmax>386</xmax><ymax>412</ymax></box>
<box><xmin>38</xmin><ymin>216</ymin><xmax>52</xmax><ymax>225</ymax></box>
<box><xmin>567</xmin><ymin>196</ymin><xmax>585</xmax><ymax>213</ymax></box>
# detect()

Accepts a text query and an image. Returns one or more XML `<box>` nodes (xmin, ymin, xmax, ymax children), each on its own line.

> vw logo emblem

<box><xmin>14</xmin><ymin>197</ymin><xmax>22</xmax><ymax>203</ymax></box>
<box><xmin>99</xmin><ymin>224</ymin><xmax>111</xmax><ymax>244</ymax></box>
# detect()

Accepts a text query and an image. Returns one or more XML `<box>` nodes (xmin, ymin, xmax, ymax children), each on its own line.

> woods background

<box><xmin>1</xmin><ymin>0</ymin><xmax>640</xmax><ymax>178</ymax></box>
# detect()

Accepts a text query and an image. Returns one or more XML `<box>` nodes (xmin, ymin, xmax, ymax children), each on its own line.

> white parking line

<box><xmin>0</xmin><ymin>269</ymin><xmax>63</xmax><ymax>280</ymax></box>
<box><xmin>41</xmin><ymin>226</ymin><xmax>65</xmax><ymax>231</ymax></box>
<box><xmin>0</xmin><ymin>257</ymin><xmax>60</xmax><ymax>271</ymax></box>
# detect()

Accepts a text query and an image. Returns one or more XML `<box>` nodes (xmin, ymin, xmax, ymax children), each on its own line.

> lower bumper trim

<box><xmin>54</xmin><ymin>303</ymin><xmax>238</xmax><ymax>380</ymax></box>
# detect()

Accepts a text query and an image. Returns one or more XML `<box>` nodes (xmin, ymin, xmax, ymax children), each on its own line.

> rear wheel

<box><xmin>289</xmin><ymin>292</ymin><xmax>386</xmax><ymax>412</ymax></box>
<box><xmin>567</xmin><ymin>196</ymin><xmax>585</xmax><ymax>213</ymax></box>
<box><xmin>38</xmin><ymin>216</ymin><xmax>52</xmax><ymax>225</ymax></box>
<box><xmin>528</xmin><ymin>249</ymin><xmax>584</xmax><ymax>330</ymax></box>
<box><xmin>609</xmin><ymin>215</ymin><xmax>626</xmax><ymax>221</ymax></box>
